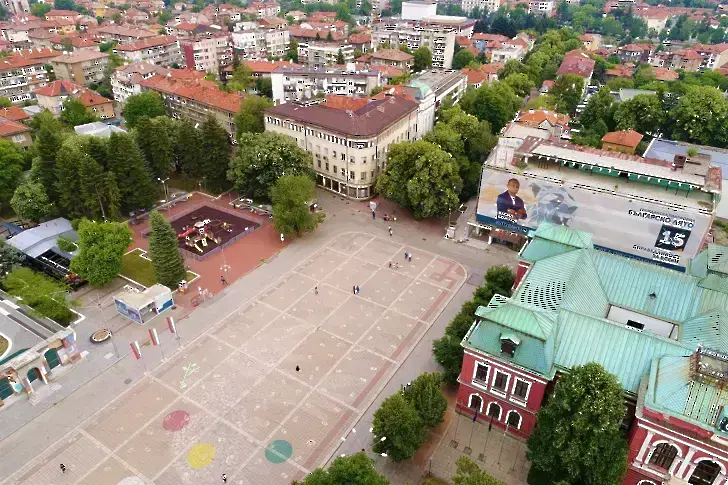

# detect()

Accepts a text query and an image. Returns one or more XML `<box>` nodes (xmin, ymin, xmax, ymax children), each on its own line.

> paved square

<box><xmin>8</xmin><ymin>233</ymin><xmax>465</xmax><ymax>485</ymax></box>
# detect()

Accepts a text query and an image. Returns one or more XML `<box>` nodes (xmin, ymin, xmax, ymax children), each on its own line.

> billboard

<box><xmin>476</xmin><ymin>170</ymin><xmax>712</xmax><ymax>269</ymax></box>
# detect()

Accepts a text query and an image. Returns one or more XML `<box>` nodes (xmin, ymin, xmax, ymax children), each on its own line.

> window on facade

<box><xmin>317</xmin><ymin>160</ymin><xmax>321</xmax><ymax>168</ymax></box>
<box><xmin>513</xmin><ymin>379</ymin><xmax>529</xmax><ymax>400</ymax></box>
<box><xmin>649</xmin><ymin>443</ymin><xmax>678</xmax><ymax>470</ymax></box>
<box><xmin>507</xmin><ymin>411</ymin><xmax>521</xmax><ymax>428</ymax></box>
<box><xmin>474</xmin><ymin>363</ymin><xmax>489</xmax><ymax>385</ymax></box>
<box><xmin>332</xmin><ymin>164</ymin><xmax>337</xmax><ymax>173</ymax></box>
<box><xmin>493</xmin><ymin>371</ymin><xmax>508</xmax><ymax>392</ymax></box>
<box><xmin>689</xmin><ymin>461</ymin><xmax>722</xmax><ymax>485</ymax></box>
<box><xmin>487</xmin><ymin>402</ymin><xmax>501</xmax><ymax>419</ymax></box>
<box><xmin>361</xmin><ymin>172</ymin><xmax>366</xmax><ymax>180</ymax></box>
<box><xmin>500</xmin><ymin>339</ymin><xmax>518</xmax><ymax>357</ymax></box>
<box><xmin>469</xmin><ymin>394</ymin><xmax>482</xmax><ymax>411</ymax></box>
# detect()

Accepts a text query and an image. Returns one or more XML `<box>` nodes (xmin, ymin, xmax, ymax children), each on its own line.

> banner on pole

<box><xmin>130</xmin><ymin>341</ymin><xmax>142</xmax><ymax>360</ymax></box>
<box><xmin>167</xmin><ymin>316</ymin><xmax>176</xmax><ymax>334</ymax></box>
<box><xmin>149</xmin><ymin>328</ymin><xmax>160</xmax><ymax>346</ymax></box>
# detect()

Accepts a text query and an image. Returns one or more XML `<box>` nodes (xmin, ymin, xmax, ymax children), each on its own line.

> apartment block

<box><xmin>248</xmin><ymin>1</ymin><xmax>280</xmax><ymax>18</ymax></box>
<box><xmin>179</xmin><ymin>32</ymin><xmax>232</xmax><ymax>75</ymax></box>
<box><xmin>460</xmin><ymin>0</ymin><xmax>500</xmax><ymax>14</ymax></box>
<box><xmin>92</xmin><ymin>25</ymin><xmax>157</xmax><ymax>45</ymax></box>
<box><xmin>50</xmin><ymin>51</ymin><xmax>109</xmax><ymax>86</ymax></box>
<box><xmin>370</xmin><ymin>48</ymin><xmax>413</xmax><ymax>71</ymax></box>
<box><xmin>111</xmin><ymin>61</ymin><xmax>205</xmax><ymax>106</ymax></box>
<box><xmin>528</xmin><ymin>0</ymin><xmax>555</xmax><ymax>15</ymax></box>
<box><xmin>231</xmin><ymin>28</ymin><xmax>290</xmax><ymax>60</ymax></box>
<box><xmin>114</xmin><ymin>36</ymin><xmax>185</xmax><ymax>67</ymax></box>
<box><xmin>270</xmin><ymin>65</ymin><xmax>381</xmax><ymax>104</ymax></box>
<box><xmin>0</xmin><ymin>48</ymin><xmax>58</xmax><ymax>103</ymax></box>
<box><xmin>298</xmin><ymin>42</ymin><xmax>355</xmax><ymax>68</ymax></box>
<box><xmin>140</xmin><ymin>74</ymin><xmax>243</xmax><ymax>135</ymax></box>
<box><xmin>371</xmin><ymin>22</ymin><xmax>457</xmax><ymax>69</ymax></box>
<box><xmin>264</xmin><ymin>94</ymin><xmax>420</xmax><ymax>199</ymax></box>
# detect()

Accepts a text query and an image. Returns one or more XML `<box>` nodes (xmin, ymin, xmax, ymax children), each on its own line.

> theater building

<box><xmin>457</xmin><ymin>223</ymin><xmax>728</xmax><ymax>485</ymax></box>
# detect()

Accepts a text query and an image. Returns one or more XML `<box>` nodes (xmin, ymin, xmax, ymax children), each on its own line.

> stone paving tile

<box><xmin>213</xmin><ymin>302</ymin><xmax>281</xmax><ymax>348</ymax></box>
<box><xmin>391</xmin><ymin>279</ymin><xmax>451</xmax><ymax>322</ymax></box>
<box><xmin>394</xmin><ymin>251</ymin><xmax>435</xmax><ymax>279</ymax></box>
<box><xmin>224</xmin><ymin>370</ymin><xmax>308</xmax><ymax>442</ymax></box>
<box><xmin>277</xmin><ymin>331</ymin><xmax>351</xmax><ymax>386</ymax></box>
<box><xmin>85</xmin><ymin>378</ymin><xmax>177</xmax><ymax>451</ymax></box>
<box><xmin>326</xmin><ymin>258</ymin><xmax>380</xmax><ymax>294</ymax></box>
<box><xmin>77</xmin><ymin>456</ymin><xmax>142</xmax><ymax>485</ymax></box>
<box><xmin>359</xmin><ymin>268</ymin><xmax>414</xmax><ymax>307</ymax></box>
<box><xmin>326</xmin><ymin>233</ymin><xmax>373</xmax><ymax>255</ymax></box>
<box><xmin>154</xmin><ymin>421</ymin><xmax>258</xmax><ymax>485</ymax></box>
<box><xmin>320</xmin><ymin>297</ymin><xmax>386</xmax><ymax>343</ymax></box>
<box><xmin>235</xmin><ymin>448</ymin><xmax>306</xmax><ymax>485</ymax></box>
<box><xmin>11</xmin><ymin>433</ymin><xmax>107</xmax><ymax>485</ymax></box>
<box><xmin>241</xmin><ymin>313</ymin><xmax>314</xmax><ymax>365</ymax></box>
<box><xmin>154</xmin><ymin>337</ymin><xmax>230</xmax><ymax>393</ymax></box>
<box><xmin>359</xmin><ymin>311</ymin><xmax>425</xmax><ymax>361</ymax></box>
<box><xmin>116</xmin><ymin>398</ymin><xmax>214</xmax><ymax>479</ymax></box>
<box><xmin>294</xmin><ymin>248</ymin><xmax>348</xmax><ymax>281</ymax></box>
<box><xmin>285</xmin><ymin>284</ymin><xmax>349</xmax><ymax>325</ymax></box>
<box><xmin>258</xmin><ymin>272</ymin><xmax>317</xmax><ymax>311</ymax></box>
<box><xmin>419</xmin><ymin>257</ymin><xmax>468</xmax><ymax>290</ymax></box>
<box><xmin>185</xmin><ymin>355</ymin><xmax>270</xmax><ymax>416</ymax></box>
<box><xmin>318</xmin><ymin>347</ymin><xmax>393</xmax><ymax>409</ymax></box>
<box><xmin>355</xmin><ymin>237</ymin><xmax>403</xmax><ymax>266</ymax></box>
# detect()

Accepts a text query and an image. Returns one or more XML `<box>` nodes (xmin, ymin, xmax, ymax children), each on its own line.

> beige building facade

<box><xmin>50</xmin><ymin>51</ymin><xmax>109</xmax><ymax>86</ymax></box>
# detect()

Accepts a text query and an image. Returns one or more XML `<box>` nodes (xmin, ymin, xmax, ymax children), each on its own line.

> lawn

<box><xmin>121</xmin><ymin>249</ymin><xmax>197</xmax><ymax>288</ymax></box>
<box><xmin>0</xmin><ymin>335</ymin><xmax>8</xmax><ymax>358</ymax></box>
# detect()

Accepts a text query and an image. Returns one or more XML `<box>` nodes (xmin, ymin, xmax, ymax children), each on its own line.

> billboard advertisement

<box><xmin>476</xmin><ymin>170</ymin><xmax>712</xmax><ymax>269</ymax></box>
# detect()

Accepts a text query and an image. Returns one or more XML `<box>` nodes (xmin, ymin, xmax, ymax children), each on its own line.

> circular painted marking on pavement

<box><xmin>163</xmin><ymin>410</ymin><xmax>191</xmax><ymax>431</ymax></box>
<box><xmin>187</xmin><ymin>443</ymin><xmax>216</xmax><ymax>469</ymax></box>
<box><xmin>117</xmin><ymin>477</ymin><xmax>145</xmax><ymax>485</ymax></box>
<box><xmin>265</xmin><ymin>440</ymin><xmax>293</xmax><ymax>464</ymax></box>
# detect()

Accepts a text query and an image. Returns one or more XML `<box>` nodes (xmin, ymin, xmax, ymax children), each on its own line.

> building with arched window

<box><xmin>456</xmin><ymin>223</ymin><xmax>728</xmax><ymax>484</ymax></box>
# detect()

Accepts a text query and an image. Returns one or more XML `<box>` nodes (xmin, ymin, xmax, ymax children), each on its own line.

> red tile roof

<box><xmin>33</xmin><ymin>79</ymin><xmax>85</xmax><ymax>97</ymax></box>
<box><xmin>619</xmin><ymin>43</ymin><xmax>653</xmax><ymax>52</ymax></box>
<box><xmin>368</xmin><ymin>64</ymin><xmax>403</xmax><ymax>78</ymax></box>
<box><xmin>50</xmin><ymin>35</ymin><xmax>100</xmax><ymax>48</ymax></box>
<box><xmin>242</xmin><ymin>60</ymin><xmax>299</xmax><ymax>73</ymax></box>
<box><xmin>455</xmin><ymin>36</ymin><xmax>472</xmax><ymax>47</ymax></box>
<box><xmin>289</xmin><ymin>26</ymin><xmax>345</xmax><ymax>41</ymax></box>
<box><xmin>140</xmin><ymin>75</ymin><xmax>244</xmax><ymax>113</ymax></box>
<box><xmin>115</xmin><ymin>35</ymin><xmax>178</xmax><ymax>51</ymax></box>
<box><xmin>601</xmin><ymin>129</ymin><xmax>643</xmax><ymax>148</ymax></box>
<box><xmin>462</xmin><ymin>67</ymin><xmax>486</xmax><ymax>85</ymax></box>
<box><xmin>517</xmin><ymin>109</ymin><xmax>570</xmax><ymax>127</ymax></box>
<box><xmin>605</xmin><ymin>64</ymin><xmax>634</xmax><ymax>78</ymax></box>
<box><xmin>76</xmin><ymin>89</ymin><xmax>112</xmax><ymax>107</ymax></box>
<box><xmin>650</xmin><ymin>66</ymin><xmax>678</xmax><ymax>81</ymax></box>
<box><xmin>556</xmin><ymin>50</ymin><xmax>595</xmax><ymax>78</ymax></box>
<box><xmin>0</xmin><ymin>118</ymin><xmax>30</xmax><ymax>136</ymax></box>
<box><xmin>371</xmin><ymin>48</ymin><xmax>413</xmax><ymax>62</ymax></box>
<box><xmin>0</xmin><ymin>105</ymin><xmax>30</xmax><ymax>122</ymax></box>
<box><xmin>348</xmin><ymin>33</ymin><xmax>371</xmax><ymax>44</ymax></box>
<box><xmin>46</xmin><ymin>9</ymin><xmax>80</xmax><ymax>17</ymax></box>
<box><xmin>0</xmin><ymin>48</ymin><xmax>59</xmax><ymax>71</ymax></box>
<box><xmin>480</xmin><ymin>62</ymin><xmax>503</xmax><ymax>74</ymax></box>
<box><xmin>472</xmin><ymin>33</ymin><xmax>508</xmax><ymax>42</ymax></box>
<box><xmin>324</xmin><ymin>94</ymin><xmax>369</xmax><ymax>110</ymax></box>
<box><xmin>675</xmin><ymin>49</ymin><xmax>703</xmax><ymax>60</ymax></box>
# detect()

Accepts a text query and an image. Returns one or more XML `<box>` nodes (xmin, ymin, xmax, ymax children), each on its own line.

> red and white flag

<box><xmin>167</xmin><ymin>316</ymin><xmax>176</xmax><ymax>334</ymax></box>
<box><xmin>130</xmin><ymin>341</ymin><xmax>142</xmax><ymax>360</ymax></box>
<box><xmin>149</xmin><ymin>328</ymin><xmax>160</xmax><ymax>346</ymax></box>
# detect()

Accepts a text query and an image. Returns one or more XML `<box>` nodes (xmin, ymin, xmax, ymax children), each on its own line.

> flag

<box><xmin>488</xmin><ymin>415</ymin><xmax>494</xmax><ymax>431</ymax></box>
<box><xmin>473</xmin><ymin>409</ymin><xmax>478</xmax><ymax>422</ymax></box>
<box><xmin>130</xmin><ymin>341</ymin><xmax>142</xmax><ymax>360</ymax></box>
<box><xmin>167</xmin><ymin>316</ymin><xmax>176</xmax><ymax>334</ymax></box>
<box><xmin>149</xmin><ymin>328</ymin><xmax>160</xmax><ymax>346</ymax></box>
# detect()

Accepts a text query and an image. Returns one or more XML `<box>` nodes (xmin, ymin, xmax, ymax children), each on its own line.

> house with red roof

<box><xmin>556</xmin><ymin>50</ymin><xmax>595</xmax><ymax>88</ymax></box>
<box><xmin>0</xmin><ymin>105</ymin><xmax>31</xmax><ymax>123</ymax></box>
<box><xmin>33</xmin><ymin>79</ymin><xmax>115</xmax><ymax>119</ymax></box>
<box><xmin>617</xmin><ymin>43</ymin><xmax>654</xmax><ymax>64</ymax></box>
<box><xmin>601</xmin><ymin>129</ymin><xmax>643</xmax><ymax>154</ymax></box>
<box><xmin>0</xmin><ymin>117</ymin><xmax>31</xmax><ymax>148</ymax></box>
<box><xmin>649</xmin><ymin>66</ymin><xmax>678</xmax><ymax>82</ymax></box>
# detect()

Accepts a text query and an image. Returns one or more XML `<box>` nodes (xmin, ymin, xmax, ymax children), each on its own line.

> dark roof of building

<box><xmin>265</xmin><ymin>95</ymin><xmax>418</xmax><ymax>137</ymax></box>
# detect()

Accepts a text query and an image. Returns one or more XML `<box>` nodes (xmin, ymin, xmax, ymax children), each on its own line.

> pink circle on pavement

<box><xmin>163</xmin><ymin>410</ymin><xmax>191</xmax><ymax>431</ymax></box>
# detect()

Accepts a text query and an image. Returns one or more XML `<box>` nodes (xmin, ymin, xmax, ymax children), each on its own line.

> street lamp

<box><xmin>158</xmin><ymin>177</ymin><xmax>170</xmax><ymax>201</ymax></box>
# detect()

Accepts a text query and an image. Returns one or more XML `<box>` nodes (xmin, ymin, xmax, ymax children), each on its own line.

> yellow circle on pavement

<box><xmin>186</xmin><ymin>443</ymin><xmax>216</xmax><ymax>469</ymax></box>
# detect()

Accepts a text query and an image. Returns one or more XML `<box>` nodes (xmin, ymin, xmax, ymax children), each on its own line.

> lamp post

<box><xmin>158</xmin><ymin>177</ymin><xmax>169</xmax><ymax>201</ymax></box>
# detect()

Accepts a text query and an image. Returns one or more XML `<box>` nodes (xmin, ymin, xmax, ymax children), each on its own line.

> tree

<box><xmin>0</xmin><ymin>97</ymin><xmax>11</xmax><ymax>108</ymax></box>
<box><xmin>106</xmin><ymin>132</ymin><xmax>157</xmax><ymax>211</ymax></box>
<box><xmin>504</xmin><ymin>73</ymin><xmax>534</xmax><ymax>97</ymax></box>
<box><xmin>0</xmin><ymin>139</ymin><xmax>25</xmax><ymax>211</ymax></box>
<box><xmin>460</xmin><ymin>81</ymin><xmax>521</xmax><ymax>132</ymax></box>
<box><xmin>669</xmin><ymin>86</ymin><xmax>728</xmax><ymax>146</ymax></box>
<box><xmin>197</xmin><ymin>116</ymin><xmax>231</xmax><ymax>192</ymax></box>
<box><xmin>31</xmin><ymin>2</ymin><xmax>52</xmax><ymax>17</ymax></box>
<box><xmin>148</xmin><ymin>211</ymin><xmax>186</xmax><ymax>288</ymax></box>
<box><xmin>371</xmin><ymin>393</ymin><xmax>426</xmax><ymax>462</ymax></box>
<box><xmin>413</xmin><ymin>46</ymin><xmax>432</xmax><ymax>72</ymax></box>
<box><xmin>11</xmin><ymin>181</ymin><xmax>54</xmax><ymax>222</ymax></box>
<box><xmin>227</xmin><ymin>63</ymin><xmax>254</xmax><ymax>92</ymax></box>
<box><xmin>271</xmin><ymin>175</ymin><xmax>323</xmax><ymax>237</ymax></box>
<box><xmin>234</xmin><ymin>96</ymin><xmax>273</xmax><ymax>138</ymax></box>
<box><xmin>550</xmin><ymin>74</ymin><xmax>584</xmax><ymax>115</ymax></box>
<box><xmin>453</xmin><ymin>456</ymin><xmax>504</xmax><ymax>485</ymax></box>
<box><xmin>70</xmin><ymin>219</ymin><xmax>132</xmax><ymax>287</ymax></box>
<box><xmin>134</xmin><ymin>116</ymin><xmax>174</xmax><ymax>179</ymax></box>
<box><xmin>452</xmin><ymin>49</ymin><xmax>476</xmax><ymax>70</ymax></box>
<box><xmin>402</xmin><ymin>372</ymin><xmax>447</xmax><ymax>428</ymax></box>
<box><xmin>376</xmin><ymin>140</ymin><xmax>461</xmax><ymax>220</ymax></box>
<box><xmin>176</xmin><ymin>119</ymin><xmax>203</xmax><ymax>177</ymax></box>
<box><xmin>228</xmin><ymin>132</ymin><xmax>314</xmax><ymax>200</ymax></box>
<box><xmin>613</xmin><ymin>94</ymin><xmax>664</xmax><ymax>135</ymax></box>
<box><xmin>527</xmin><ymin>363</ymin><xmax>628</xmax><ymax>485</ymax></box>
<box><xmin>293</xmin><ymin>452</ymin><xmax>388</xmax><ymax>485</ymax></box>
<box><xmin>60</xmin><ymin>97</ymin><xmax>98</xmax><ymax>126</ymax></box>
<box><xmin>54</xmin><ymin>0</ymin><xmax>74</xmax><ymax>10</ymax></box>
<box><xmin>578</xmin><ymin>87</ymin><xmax>615</xmax><ymax>132</ymax></box>
<box><xmin>255</xmin><ymin>77</ymin><xmax>273</xmax><ymax>98</ymax></box>
<box><xmin>123</xmin><ymin>92</ymin><xmax>166</xmax><ymax>128</ymax></box>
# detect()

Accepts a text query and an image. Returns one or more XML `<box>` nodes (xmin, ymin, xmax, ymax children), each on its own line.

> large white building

<box><xmin>401</xmin><ymin>0</ymin><xmax>437</xmax><ymax>20</ymax></box>
<box><xmin>231</xmin><ymin>28</ymin><xmax>290</xmax><ymax>59</ymax></box>
<box><xmin>298</xmin><ymin>42</ymin><xmax>355</xmax><ymax>68</ymax></box>
<box><xmin>113</xmin><ymin>36</ymin><xmax>185</xmax><ymax>67</ymax></box>
<box><xmin>270</xmin><ymin>65</ymin><xmax>381</xmax><ymax>104</ymax></box>
<box><xmin>460</xmin><ymin>0</ymin><xmax>500</xmax><ymax>14</ymax></box>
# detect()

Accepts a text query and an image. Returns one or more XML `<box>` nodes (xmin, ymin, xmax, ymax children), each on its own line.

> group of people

<box><xmin>389</xmin><ymin>250</ymin><xmax>414</xmax><ymax>270</ymax></box>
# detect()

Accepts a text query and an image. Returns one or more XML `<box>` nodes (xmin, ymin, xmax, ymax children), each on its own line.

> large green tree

<box><xmin>134</xmin><ymin>116</ymin><xmax>174</xmax><ymax>179</ymax></box>
<box><xmin>176</xmin><ymin>118</ymin><xmax>203</xmax><ymax>177</ymax></box>
<box><xmin>413</xmin><ymin>46</ymin><xmax>432</xmax><ymax>72</ymax></box>
<box><xmin>402</xmin><ymin>372</ymin><xmax>447</xmax><ymax>429</ymax></box>
<box><xmin>70</xmin><ymin>219</ymin><xmax>132</xmax><ymax>287</ymax></box>
<box><xmin>60</xmin><ymin>97</ymin><xmax>98</xmax><ymax>127</ymax></box>
<box><xmin>551</xmin><ymin>74</ymin><xmax>585</xmax><ymax>115</ymax></box>
<box><xmin>148</xmin><ymin>211</ymin><xmax>186</xmax><ymax>288</ymax></box>
<box><xmin>527</xmin><ymin>362</ymin><xmax>628</xmax><ymax>485</ymax></box>
<box><xmin>227</xmin><ymin>63</ymin><xmax>254</xmax><ymax>92</ymax></box>
<box><xmin>271</xmin><ymin>175</ymin><xmax>323</xmax><ymax>237</ymax></box>
<box><xmin>123</xmin><ymin>92</ymin><xmax>167</xmax><ymax>128</ymax></box>
<box><xmin>375</xmin><ymin>140</ymin><xmax>461</xmax><ymax>220</ymax></box>
<box><xmin>198</xmin><ymin>116</ymin><xmax>231</xmax><ymax>192</ymax></box>
<box><xmin>235</xmin><ymin>95</ymin><xmax>273</xmax><ymax>138</ymax></box>
<box><xmin>578</xmin><ymin>86</ymin><xmax>615</xmax><ymax>132</ymax></box>
<box><xmin>613</xmin><ymin>94</ymin><xmax>665</xmax><ymax>136</ymax></box>
<box><xmin>460</xmin><ymin>81</ymin><xmax>521</xmax><ymax>132</ymax></box>
<box><xmin>11</xmin><ymin>181</ymin><xmax>54</xmax><ymax>222</ymax></box>
<box><xmin>504</xmin><ymin>73</ymin><xmax>535</xmax><ymax>98</ymax></box>
<box><xmin>293</xmin><ymin>452</ymin><xmax>388</xmax><ymax>485</ymax></box>
<box><xmin>669</xmin><ymin>86</ymin><xmax>728</xmax><ymax>146</ymax></box>
<box><xmin>228</xmin><ymin>132</ymin><xmax>314</xmax><ymax>200</ymax></box>
<box><xmin>452</xmin><ymin>49</ymin><xmax>476</xmax><ymax>70</ymax></box>
<box><xmin>107</xmin><ymin>132</ymin><xmax>157</xmax><ymax>211</ymax></box>
<box><xmin>371</xmin><ymin>393</ymin><xmax>426</xmax><ymax>462</ymax></box>
<box><xmin>0</xmin><ymin>139</ymin><xmax>25</xmax><ymax>212</ymax></box>
<box><xmin>453</xmin><ymin>456</ymin><xmax>503</xmax><ymax>485</ymax></box>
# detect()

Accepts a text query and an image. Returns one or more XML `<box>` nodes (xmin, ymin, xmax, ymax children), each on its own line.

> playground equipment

<box><xmin>177</xmin><ymin>218</ymin><xmax>226</xmax><ymax>253</ymax></box>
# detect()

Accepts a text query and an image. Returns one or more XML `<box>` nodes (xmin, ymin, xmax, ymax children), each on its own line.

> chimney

<box><xmin>673</xmin><ymin>154</ymin><xmax>686</xmax><ymax>169</ymax></box>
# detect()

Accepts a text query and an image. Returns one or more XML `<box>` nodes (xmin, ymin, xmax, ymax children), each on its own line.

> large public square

<box><xmin>4</xmin><ymin>232</ymin><xmax>467</xmax><ymax>485</ymax></box>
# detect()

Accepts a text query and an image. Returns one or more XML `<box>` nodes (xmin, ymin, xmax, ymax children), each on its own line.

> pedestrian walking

<box><xmin>353</xmin><ymin>285</ymin><xmax>356</xmax><ymax>294</ymax></box>
<box><xmin>389</xmin><ymin>226</ymin><xmax>393</xmax><ymax>237</ymax></box>
<box><xmin>295</xmin><ymin>365</ymin><xmax>300</xmax><ymax>372</ymax></box>
<box><xmin>220</xmin><ymin>275</ymin><xmax>227</xmax><ymax>285</ymax></box>
<box><xmin>222</xmin><ymin>473</ymin><xmax>227</xmax><ymax>483</ymax></box>
<box><xmin>394</xmin><ymin>262</ymin><xmax>399</xmax><ymax>270</ymax></box>
<box><xmin>388</xmin><ymin>261</ymin><xmax>392</xmax><ymax>268</ymax></box>
<box><xmin>404</xmin><ymin>251</ymin><xmax>408</xmax><ymax>259</ymax></box>
<box><xmin>60</xmin><ymin>464</ymin><xmax>66</xmax><ymax>474</ymax></box>
<box><xmin>315</xmin><ymin>286</ymin><xmax>318</xmax><ymax>295</ymax></box>
<box><xmin>355</xmin><ymin>285</ymin><xmax>360</xmax><ymax>294</ymax></box>
<box><xmin>372</xmin><ymin>211</ymin><xmax>376</xmax><ymax>220</ymax></box>
<box><xmin>408</xmin><ymin>254</ymin><xmax>412</xmax><ymax>262</ymax></box>
<box><xmin>280</xmin><ymin>233</ymin><xmax>285</xmax><ymax>243</ymax></box>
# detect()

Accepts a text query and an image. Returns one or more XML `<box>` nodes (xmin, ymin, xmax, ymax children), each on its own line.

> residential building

<box><xmin>371</xmin><ymin>21</ymin><xmax>458</xmax><ymax>68</ymax></box>
<box><xmin>259</xmin><ymin>16</ymin><xmax>288</xmax><ymax>30</ymax></box>
<box><xmin>49</xmin><ymin>35</ymin><xmax>100</xmax><ymax>52</ymax></box>
<box><xmin>248</xmin><ymin>1</ymin><xmax>281</xmax><ymax>18</ymax></box>
<box><xmin>401</xmin><ymin>0</ymin><xmax>437</xmax><ymax>20</ymax></box>
<box><xmin>461</xmin><ymin>0</ymin><xmax>501</xmax><ymax>14</ymax></box>
<box><xmin>231</xmin><ymin>28</ymin><xmax>290</xmax><ymax>59</ymax></box>
<box><xmin>461</xmin><ymin>62</ymin><xmax>502</xmax><ymax>88</ymax></box>
<box><xmin>601</xmin><ymin>129</ymin><xmax>643</xmax><ymax>154</ymax></box>
<box><xmin>111</xmin><ymin>62</ymin><xmax>205</xmax><ymax>106</ymax></box>
<box><xmin>0</xmin><ymin>117</ymin><xmax>31</xmax><ymax>148</ymax></box>
<box><xmin>650</xmin><ymin>48</ymin><xmax>703</xmax><ymax>72</ymax></box>
<box><xmin>0</xmin><ymin>105</ymin><xmax>31</xmax><ymax>123</ymax></box>
<box><xmin>45</xmin><ymin>9</ymin><xmax>81</xmax><ymax>22</ymax></box>
<box><xmin>33</xmin><ymin>79</ymin><xmax>114</xmax><ymax>119</ymax></box>
<box><xmin>74</xmin><ymin>121</ymin><xmax>126</xmax><ymax>137</ymax></box>
<box><xmin>528</xmin><ymin>0</ymin><xmax>555</xmax><ymax>16</ymax></box>
<box><xmin>489</xmin><ymin>42</ymin><xmax>525</xmax><ymax>63</ymax></box>
<box><xmin>139</xmin><ymin>74</ymin><xmax>243</xmax><ymax>135</ymax></box>
<box><xmin>348</xmin><ymin>32</ymin><xmax>372</xmax><ymax>53</ymax></box>
<box><xmin>92</xmin><ymin>25</ymin><xmax>157</xmax><ymax>45</ymax></box>
<box><xmin>556</xmin><ymin>49</ymin><xmax>595</xmax><ymax>89</ymax></box>
<box><xmin>368</xmin><ymin>64</ymin><xmax>403</xmax><ymax>84</ymax></box>
<box><xmin>400</xmin><ymin>69</ymin><xmax>467</xmax><ymax>138</ymax></box>
<box><xmin>241</xmin><ymin>59</ymin><xmax>300</xmax><ymax>78</ymax></box>
<box><xmin>113</xmin><ymin>36</ymin><xmax>184</xmax><ymax>67</ymax></box>
<box><xmin>514</xmin><ymin>109</ymin><xmax>569</xmax><ymax>137</ymax></box>
<box><xmin>270</xmin><ymin>65</ymin><xmax>381</xmax><ymax>104</ymax></box>
<box><xmin>579</xmin><ymin>33</ymin><xmax>601</xmax><ymax>51</ymax></box>
<box><xmin>50</xmin><ymin>51</ymin><xmax>109</xmax><ymax>85</ymax></box>
<box><xmin>298</xmin><ymin>42</ymin><xmax>354</xmax><ymax>68</ymax></box>
<box><xmin>179</xmin><ymin>31</ymin><xmax>232</xmax><ymax>75</ymax></box>
<box><xmin>692</xmin><ymin>43</ymin><xmax>728</xmax><ymax>70</ymax></box>
<box><xmin>0</xmin><ymin>48</ymin><xmax>58</xmax><ymax>103</ymax></box>
<box><xmin>649</xmin><ymin>66</ymin><xmax>678</xmax><ymax>81</ymax></box>
<box><xmin>605</xmin><ymin>63</ymin><xmax>634</xmax><ymax>79</ymax></box>
<box><xmin>0</xmin><ymin>0</ymin><xmax>29</xmax><ymax>17</ymax></box>
<box><xmin>370</xmin><ymin>48</ymin><xmax>413</xmax><ymax>71</ymax></box>
<box><xmin>289</xmin><ymin>26</ymin><xmax>347</xmax><ymax>43</ymax></box>
<box><xmin>264</xmin><ymin>94</ymin><xmax>420</xmax><ymax>199</ymax></box>
<box><xmin>617</xmin><ymin>43</ymin><xmax>654</xmax><ymax>64</ymax></box>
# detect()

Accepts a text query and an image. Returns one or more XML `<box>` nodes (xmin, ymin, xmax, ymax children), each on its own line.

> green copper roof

<box><xmin>681</xmin><ymin>310</ymin><xmax>728</xmax><ymax>350</ymax></box>
<box><xmin>474</xmin><ymin>299</ymin><xmax>555</xmax><ymax>340</ymax></box>
<box><xmin>529</xmin><ymin>222</ymin><xmax>593</xmax><ymax>249</ymax></box>
<box><xmin>708</xmin><ymin>244</ymin><xmax>728</xmax><ymax>275</ymax></box>
<box><xmin>519</xmin><ymin>237</ymin><xmax>579</xmax><ymax>263</ymax></box>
